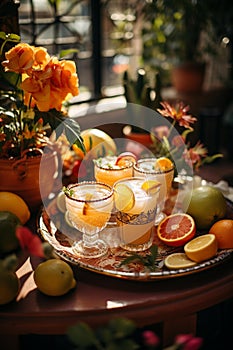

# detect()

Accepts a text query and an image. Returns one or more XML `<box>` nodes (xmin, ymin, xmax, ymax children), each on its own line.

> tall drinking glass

<box><xmin>94</xmin><ymin>155</ymin><xmax>133</xmax><ymax>187</ymax></box>
<box><xmin>65</xmin><ymin>182</ymin><xmax>114</xmax><ymax>258</ymax></box>
<box><xmin>133</xmin><ymin>158</ymin><xmax>174</xmax><ymax>225</ymax></box>
<box><xmin>114</xmin><ymin>177</ymin><xmax>160</xmax><ymax>252</ymax></box>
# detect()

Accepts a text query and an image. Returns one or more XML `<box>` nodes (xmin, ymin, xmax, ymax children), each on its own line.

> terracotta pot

<box><xmin>171</xmin><ymin>62</ymin><xmax>206</xmax><ymax>93</ymax></box>
<box><xmin>0</xmin><ymin>148</ymin><xmax>59</xmax><ymax>212</ymax></box>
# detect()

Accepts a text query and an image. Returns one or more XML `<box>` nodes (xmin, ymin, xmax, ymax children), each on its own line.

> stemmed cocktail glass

<box><xmin>65</xmin><ymin>182</ymin><xmax>114</xmax><ymax>258</ymax></box>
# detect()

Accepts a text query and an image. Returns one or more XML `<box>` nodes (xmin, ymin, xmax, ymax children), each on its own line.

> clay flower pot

<box><xmin>0</xmin><ymin>147</ymin><xmax>59</xmax><ymax>212</ymax></box>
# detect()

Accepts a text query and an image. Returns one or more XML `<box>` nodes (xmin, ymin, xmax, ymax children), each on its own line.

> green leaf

<box><xmin>36</xmin><ymin>109</ymin><xmax>86</xmax><ymax>154</ymax></box>
<box><xmin>59</xmin><ymin>49</ymin><xmax>79</xmax><ymax>59</ymax></box>
<box><xmin>67</xmin><ymin>322</ymin><xmax>98</xmax><ymax>348</ymax></box>
<box><xmin>108</xmin><ymin>318</ymin><xmax>136</xmax><ymax>338</ymax></box>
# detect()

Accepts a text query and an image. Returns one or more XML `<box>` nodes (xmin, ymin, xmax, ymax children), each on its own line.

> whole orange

<box><xmin>209</xmin><ymin>219</ymin><xmax>233</xmax><ymax>249</ymax></box>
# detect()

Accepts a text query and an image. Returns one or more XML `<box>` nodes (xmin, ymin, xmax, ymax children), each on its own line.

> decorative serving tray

<box><xmin>37</xmin><ymin>194</ymin><xmax>233</xmax><ymax>281</ymax></box>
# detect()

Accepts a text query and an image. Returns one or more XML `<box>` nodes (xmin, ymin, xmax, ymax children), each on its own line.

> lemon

<box><xmin>164</xmin><ymin>253</ymin><xmax>197</xmax><ymax>269</ymax></box>
<box><xmin>34</xmin><ymin>259</ymin><xmax>77</xmax><ymax>296</ymax></box>
<box><xmin>0</xmin><ymin>211</ymin><xmax>21</xmax><ymax>254</ymax></box>
<box><xmin>184</xmin><ymin>234</ymin><xmax>218</xmax><ymax>263</ymax></box>
<box><xmin>0</xmin><ymin>192</ymin><xmax>30</xmax><ymax>224</ymax></box>
<box><xmin>73</xmin><ymin>128</ymin><xmax>117</xmax><ymax>159</ymax></box>
<box><xmin>0</xmin><ymin>261</ymin><xmax>20</xmax><ymax>305</ymax></box>
<box><xmin>141</xmin><ymin>180</ymin><xmax>160</xmax><ymax>194</ymax></box>
<box><xmin>114</xmin><ymin>183</ymin><xmax>135</xmax><ymax>212</ymax></box>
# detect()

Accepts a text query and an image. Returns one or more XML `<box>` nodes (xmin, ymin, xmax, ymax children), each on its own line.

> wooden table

<box><xmin>0</xmin><ymin>251</ymin><xmax>233</xmax><ymax>349</ymax></box>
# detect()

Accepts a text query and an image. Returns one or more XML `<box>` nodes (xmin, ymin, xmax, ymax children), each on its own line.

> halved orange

<box><xmin>157</xmin><ymin>213</ymin><xmax>196</xmax><ymax>247</ymax></box>
<box><xmin>184</xmin><ymin>234</ymin><xmax>218</xmax><ymax>262</ymax></box>
<box><xmin>114</xmin><ymin>183</ymin><xmax>135</xmax><ymax>212</ymax></box>
<box><xmin>154</xmin><ymin>157</ymin><xmax>173</xmax><ymax>171</ymax></box>
<box><xmin>164</xmin><ymin>253</ymin><xmax>197</xmax><ymax>269</ymax></box>
<box><xmin>115</xmin><ymin>152</ymin><xmax>137</xmax><ymax>167</ymax></box>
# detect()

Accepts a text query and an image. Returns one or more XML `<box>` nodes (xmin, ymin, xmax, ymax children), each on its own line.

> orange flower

<box><xmin>2</xmin><ymin>43</ymin><xmax>34</xmax><ymax>73</ymax></box>
<box><xmin>22</xmin><ymin>57</ymin><xmax>79</xmax><ymax>111</ymax></box>
<box><xmin>33</xmin><ymin>47</ymin><xmax>50</xmax><ymax>67</ymax></box>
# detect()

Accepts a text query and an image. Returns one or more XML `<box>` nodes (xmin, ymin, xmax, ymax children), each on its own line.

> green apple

<box><xmin>183</xmin><ymin>186</ymin><xmax>227</xmax><ymax>230</ymax></box>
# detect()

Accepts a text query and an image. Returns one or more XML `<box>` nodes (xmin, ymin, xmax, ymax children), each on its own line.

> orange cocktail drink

<box><xmin>94</xmin><ymin>155</ymin><xmax>134</xmax><ymax>187</ymax></box>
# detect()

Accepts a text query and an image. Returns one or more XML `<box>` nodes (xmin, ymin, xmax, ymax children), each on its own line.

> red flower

<box><xmin>142</xmin><ymin>330</ymin><xmax>160</xmax><ymax>347</ymax></box>
<box><xmin>157</xmin><ymin>101</ymin><xmax>197</xmax><ymax>129</ymax></box>
<box><xmin>16</xmin><ymin>226</ymin><xmax>44</xmax><ymax>257</ymax></box>
<box><xmin>175</xmin><ymin>334</ymin><xmax>203</xmax><ymax>350</ymax></box>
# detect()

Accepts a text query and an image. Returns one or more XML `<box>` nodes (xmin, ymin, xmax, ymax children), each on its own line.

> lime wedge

<box><xmin>114</xmin><ymin>183</ymin><xmax>135</xmax><ymax>212</ymax></box>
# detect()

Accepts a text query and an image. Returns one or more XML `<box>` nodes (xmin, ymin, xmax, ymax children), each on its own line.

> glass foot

<box><xmin>72</xmin><ymin>239</ymin><xmax>108</xmax><ymax>259</ymax></box>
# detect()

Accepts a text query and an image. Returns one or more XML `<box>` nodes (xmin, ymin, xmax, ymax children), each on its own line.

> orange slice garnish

<box><xmin>82</xmin><ymin>193</ymin><xmax>94</xmax><ymax>215</ymax></box>
<box><xmin>141</xmin><ymin>180</ymin><xmax>160</xmax><ymax>194</ymax></box>
<box><xmin>154</xmin><ymin>157</ymin><xmax>173</xmax><ymax>171</ymax></box>
<box><xmin>115</xmin><ymin>152</ymin><xmax>137</xmax><ymax>167</ymax></box>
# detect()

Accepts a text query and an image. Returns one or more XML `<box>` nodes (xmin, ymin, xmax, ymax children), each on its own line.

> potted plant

<box><xmin>122</xmin><ymin>68</ymin><xmax>162</xmax><ymax>148</ymax></box>
<box><xmin>141</xmin><ymin>0</ymin><xmax>233</xmax><ymax>92</ymax></box>
<box><xmin>0</xmin><ymin>33</ymin><xmax>85</xmax><ymax>211</ymax></box>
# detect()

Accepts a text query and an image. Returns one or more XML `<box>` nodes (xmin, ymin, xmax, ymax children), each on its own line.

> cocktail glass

<box><xmin>113</xmin><ymin>177</ymin><xmax>160</xmax><ymax>252</ymax></box>
<box><xmin>65</xmin><ymin>182</ymin><xmax>114</xmax><ymax>258</ymax></box>
<box><xmin>94</xmin><ymin>155</ymin><xmax>133</xmax><ymax>187</ymax></box>
<box><xmin>133</xmin><ymin>158</ymin><xmax>174</xmax><ymax>225</ymax></box>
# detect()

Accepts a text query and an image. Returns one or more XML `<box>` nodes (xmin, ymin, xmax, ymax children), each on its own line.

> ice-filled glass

<box><xmin>114</xmin><ymin>177</ymin><xmax>160</xmax><ymax>252</ymax></box>
<box><xmin>133</xmin><ymin>157</ymin><xmax>174</xmax><ymax>224</ymax></box>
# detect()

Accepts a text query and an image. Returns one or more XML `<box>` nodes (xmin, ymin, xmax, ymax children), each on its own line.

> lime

<box><xmin>0</xmin><ymin>211</ymin><xmax>21</xmax><ymax>254</ymax></box>
<box><xmin>34</xmin><ymin>259</ymin><xmax>77</xmax><ymax>296</ymax></box>
<box><xmin>0</xmin><ymin>261</ymin><xmax>20</xmax><ymax>305</ymax></box>
<box><xmin>183</xmin><ymin>186</ymin><xmax>227</xmax><ymax>230</ymax></box>
<box><xmin>114</xmin><ymin>183</ymin><xmax>135</xmax><ymax>212</ymax></box>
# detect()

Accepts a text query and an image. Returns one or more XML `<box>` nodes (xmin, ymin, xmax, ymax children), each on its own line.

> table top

<box><xmin>0</xmin><ymin>250</ymin><xmax>233</xmax><ymax>335</ymax></box>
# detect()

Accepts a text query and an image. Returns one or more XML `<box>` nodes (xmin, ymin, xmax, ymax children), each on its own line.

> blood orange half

<box><xmin>157</xmin><ymin>213</ymin><xmax>196</xmax><ymax>247</ymax></box>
